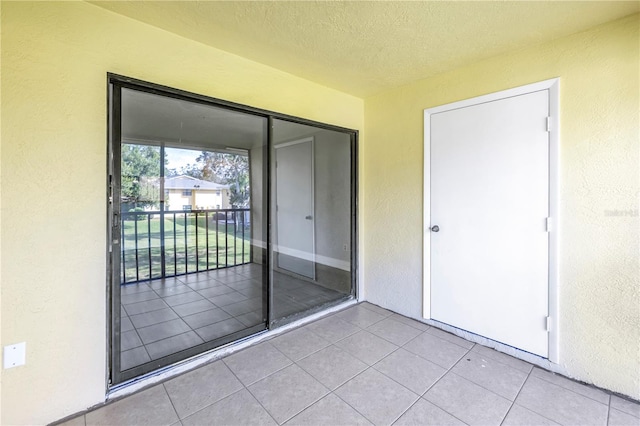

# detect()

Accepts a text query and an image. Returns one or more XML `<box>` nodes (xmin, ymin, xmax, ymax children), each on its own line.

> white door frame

<box><xmin>423</xmin><ymin>78</ymin><xmax>560</xmax><ymax>363</ymax></box>
<box><xmin>275</xmin><ymin>137</ymin><xmax>316</xmax><ymax>279</ymax></box>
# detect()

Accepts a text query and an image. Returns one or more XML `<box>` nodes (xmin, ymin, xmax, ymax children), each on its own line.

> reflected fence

<box><xmin>120</xmin><ymin>208</ymin><xmax>251</xmax><ymax>284</ymax></box>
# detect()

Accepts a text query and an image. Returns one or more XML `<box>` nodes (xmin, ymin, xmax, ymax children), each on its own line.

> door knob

<box><xmin>305</xmin><ymin>215</ymin><xmax>313</xmax><ymax>220</ymax></box>
<box><xmin>431</xmin><ymin>225</ymin><xmax>440</xmax><ymax>232</ymax></box>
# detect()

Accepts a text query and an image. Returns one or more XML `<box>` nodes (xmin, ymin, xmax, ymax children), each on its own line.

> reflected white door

<box><xmin>275</xmin><ymin>139</ymin><xmax>315</xmax><ymax>279</ymax></box>
<box><xmin>430</xmin><ymin>90</ymin><xmax>550</xmax><ymax>357</ymax></box>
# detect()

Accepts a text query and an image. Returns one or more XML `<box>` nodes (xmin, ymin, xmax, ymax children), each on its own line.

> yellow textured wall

<box><xmin>0</xmin><ymin>2</ymin><xmax>363</xmax><ymax>424</ymax></box>
<box><xmin>364</xmin><ymin>14</ymin><xmax>639</xmax><ymax>398</ymax></box>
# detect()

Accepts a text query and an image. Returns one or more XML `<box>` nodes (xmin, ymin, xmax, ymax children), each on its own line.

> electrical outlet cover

<box><xmin>4</xmin><ymin>342</ymin><xmax>26</xmax><ymax>369</ymax></box>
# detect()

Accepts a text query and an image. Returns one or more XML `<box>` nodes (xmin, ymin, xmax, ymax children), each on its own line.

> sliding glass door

<box><xmin>108</xmin><ymin>75</ymin><xmax>356</xmax><ymax>385</ymax></box>
<box><xmin>270</xmin><ymin>119</ymin><xmax>355</xmax><ymax>324</ymax></box>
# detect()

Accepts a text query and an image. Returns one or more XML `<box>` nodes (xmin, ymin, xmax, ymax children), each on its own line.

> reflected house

<box><xmin>164</xmin><ymin>175</ymin><xmax>230</xmax><ymax>211</ymax></box>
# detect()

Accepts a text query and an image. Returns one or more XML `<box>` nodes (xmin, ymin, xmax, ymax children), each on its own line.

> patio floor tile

<box><xmin>181</xmin><ymin>389</ymin><xmax>276</xmax><ymax>426</ymax></box>
<box><xmin>223</xmin><ymin>342</ymin><xmax>291</xmax><ymax>386</ymax></box>
<box><xmin>335</xmin><ymin>368</ymin><xmax>419</xmax><ymax>426</ymax></box>
<box><xmin>394</xmin><ymin>399</ymin><xmax>466</xmax><ymax>426</ymax></box>
<box><xmin>515</xmin><ymin>375</ymin><xmax>609</xmax><ymax>426</ymax></box>
<box><xmin>424</xmin><ymin>373</ymin><xmax>512</xmax><ymax>426</ymax></box>
<box><xmin>404</xmin><ymin>332</ymin><xmax>470</xmax><ymax>369</ymax></box>
<box><xmin>85</xmin><ymin>385</ymin><xmax>178</xmax><ymax>426</ymax></box>
<box><xmin>373</xmin><ymin>348</ymin><xmax>446</xmax><ymax>395</ymax></box>
<box><xmin>248</xmin><ymin>364</ymin><xmax>329</xmax><ymax>424</ymax></box>
<box><xmin>163</xmin><ymin>360</ymin><xmax>243</xmax><ymax>419</ymax></box>
<box><xmin>63</xmin><ymin>301</ymin><xmax>640</xmax><ymax>426</ymax></box>
<box><xmin>270</xmin><ymin>328</ymin><xmax>331</xmax><ymax>361</ymax></box>
<box><xmin>335</xmin><ymin>330</ymin><xmax>398</xmax><ymax>365</ymax></box>
<box><xmin>297</xmin><ymin>345</ymin><xmax>368</xmax><ymax>390</ymax></box>
<box><xmin>450</xmin><ymin>351</ymin><xmax>529</xmax><ymax>400</ymax></box>
<box><xmin>365</xmin><ymin>317</ymin><xmax>423</xmax><ymax>346</ymax></box>
<box><xmin>284</xmin><ymin>393</ymin><xmax>372</xmax><ymax>425</ymax></box>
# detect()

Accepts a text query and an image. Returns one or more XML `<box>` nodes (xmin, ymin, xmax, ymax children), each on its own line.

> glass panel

<box><xmin>116</xmin><ymin>87</ymin><xmax>267</xmax><ymax>378</ymax></box>
<box><xmin>271</xmin><ymin>119</ymin><xmax>353</xmax><ymax>322</ymax></box>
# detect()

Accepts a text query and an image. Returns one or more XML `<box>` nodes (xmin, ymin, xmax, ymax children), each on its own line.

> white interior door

<box><xmin>275</xmin><ymin>139</ymin><xmax>315</xmax><ymax>279</ymax></box>
<box><xmin>429</xmin><ymin>90</ymin><xmax>550</xmax><ymax>357</ymax></box>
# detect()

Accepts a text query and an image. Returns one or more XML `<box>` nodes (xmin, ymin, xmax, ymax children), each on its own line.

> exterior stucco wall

<box><xmin>364</xmin><ymin>14</ymin><xmax>639</xmax><ymax>399</ymax></box>
<box><xmin>0</xmin><ymin>2</ymin><xmax>363</xmax><ymax>424</ymax></box>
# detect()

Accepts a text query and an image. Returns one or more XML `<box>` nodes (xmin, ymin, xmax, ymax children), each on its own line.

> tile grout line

<box><xmin>222</xmin><ymin>341</ymin><xmax>294</xmax><ymax>388</ymax></box>
<box><xmin>531</xmin><ymin>368</ymin><xmax>613</xmax><ymax>405</ymax></box>
<box><xmin>405</xmin><ymin>345</ymin><xmax>477</xmax><ymax>426</ymax></box>
<box><xmin>330</xmin><ymin>365</ymin><xmax>385</xmax><ymax>425</ymax></box>
<box><xmin>178</xmin><ymin>384</ymin><xmax>248</xmax><ymax>422</ymax></box>
<box><xmin>161</xmin><ymin>382</ymin><xmax>182</xmax><ymax>423</ymax></box>
<box><xmin>123</xmin><ymin>272</ymin><xmax>253</xmax><ymax>367</ymax></box>
<box><xmin>606</xmin><ymin>394</ymin><xmax>612</xmax><ymax>426</ymax></box>
<box><xmin>499</xmin><ymin>362</ymin><xmax>534</xmax><ymax>425</ymax></box>
<box><xmin>277</xmin><ymin>385</ymin><xmax>332</xmax><ymax>425</ymax></box>
<box><xmin>323</xmin><ymin>319</ymin><xmax>423</xmax><ymax>426</ymax></box>
<box><xmin>120</xmin><ymin>321</ymin><xmax>153</xmax><ymax>369</ymax></box>
<box><xmin>236</xmin><ymin>359</ymin><xmax>291</xmax><ymax>426</ymax></box>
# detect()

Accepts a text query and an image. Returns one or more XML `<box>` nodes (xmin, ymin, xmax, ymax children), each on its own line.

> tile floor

<box><xmin>120</xmin><ymin>264</ymin><xmax>347</xmax><ymax>370</ymax></box>
<box><xmin>68</xmin><ymin>302</ymin><xmax>639</xmax><ymax>426</ymax></box>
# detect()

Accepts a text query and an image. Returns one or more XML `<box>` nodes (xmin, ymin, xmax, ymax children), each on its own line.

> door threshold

<box><xmin>107</xmin><ymin>297</ymin><xmax>357</xmax><ymax>402</ymax></box>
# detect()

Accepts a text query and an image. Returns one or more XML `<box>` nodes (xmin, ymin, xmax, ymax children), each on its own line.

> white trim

<box><xmin>275</xmin><ymin>137</ymin><xmax>316</xmax><ymax>280</ymax></box>
<box><xmin>425</xmin><ymin>78</ymin><xmax>560</xmax><ymax>115</ymax></box>
<box><xmin>423</xmin><ymin>109</ymin><xmax>432</xmax><ymax>319</ymax></box>
<box><xmin>547</xmin><ymin>79</ymin><xmax>560</xmax><ymax>364</ymax></box>
<box><xmin>423</xmin><ymin>78</ymin><xmax>560</xmax><ymax>363</ymax></box>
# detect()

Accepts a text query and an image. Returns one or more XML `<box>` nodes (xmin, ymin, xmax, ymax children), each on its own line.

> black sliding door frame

<box><xmin>107</xmin><ymin>73</ymin><xmax>358</xmax><ymax>387</ymax></box>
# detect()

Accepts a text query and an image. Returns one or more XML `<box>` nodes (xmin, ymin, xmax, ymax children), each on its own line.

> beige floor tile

<box><xmin>531</xmin><ymin>367</ymin><xmax>610</xmax><ymax>404</ymax></box>
<box><xmin>335</xmin><ymin>330</ymin><xmax>398</xmax><ymax>365</ymax></box>
<box><xmin>297</xmin><ymin>344</ymin><xmax>368</xmax><ymax>390</ymax></box>
<box><xmin>404</xmin><ymin>332</ymin><xmax>469</xmax><ymax>369</ymax></box>
<box><xmin>334</xmin><ymin>305</ymin><xmax>387</xmax><ymax>328</ymax></box>
<box><xmin>424</xmin><ymin>373</ymin><xmax>511</xmax><ymax>426</ymax></box>
<box><xmin>305</xmin><ymin>315</ymin><xmax>361</xmax><ymax>342</ymax></box>
<box><xmin>450</xmin><ymin>351</ymin><xmax>528</xmax><ymax>400</ymax></box>
<box><xmin>181</xmin><ymin>389</ymin><xmax>276</xmax><ymax>426</ymax></box>
<box><xmin>335</xmin><ymin>368</ymin><xmax>419</xmax><ymax>426</ymax></box>
<box><xmin>516</xmin><ymin>376</ymin><xmax>608</xmax><ymax>426</ymax></box>
<box><xmin>248</xmin><ymin>364</ymin><xmax>329</xmax><ymax>424</ymax></box>
<box><xmin>285</xmin><ymin>393</ymin><xmax>373</xmax><ymax>425</ymax></box>
<box><xmin>359</xmin><ymin>302</ymin><xmax>394</xmax><ymax>317</ymax></box>
<box><xmin>502</xmin><ymin>404</ymin><xmax>559</xmax><ymax>425</ymax></box>
<box><xmin>611</xmin><ymin>395</ymin><xmax>640</xmax><ymax>418</ymax></box>
<box><xmin>270</xmin><ymin>328</ymin><xmax>331</xmax><ymax>361</ymax></box>
<box><xmin>164</xmin><ymin>361</ymin><xmax>243</xmax><ymax>419</ymax></box>
<box><xmin>222</xmin><ymin>341</ymin><xmax>291</xmax><ymax>386</ymax></box>
<box><xmin>86</xmin><ymin>385</ymin><xmax>178</xmax><ymax>426</ymax></box>
<box><xmin>366</xmin><ymin>317</ymin><xmax>423</xmax><ymax>346</ymax></box>
<box><xmin>609</xmin><ymin>408</ymin><xmax>640</xmax><ymax>426</ymax></box>
<box><xmin>394</xmin><ymin>399</ymin><xmax>466</xmax><ymax>426</ymax></box>
<box><xmin>374</xmin><ymin>348</ymin><xmax>446</xmax><ymax>395</ymax></box>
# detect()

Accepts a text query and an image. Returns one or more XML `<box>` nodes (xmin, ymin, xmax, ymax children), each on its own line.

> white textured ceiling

<box><xmin>92</xmin><ymin>1</ymin><xmax>639</xmax><ymax>97</ymax></box>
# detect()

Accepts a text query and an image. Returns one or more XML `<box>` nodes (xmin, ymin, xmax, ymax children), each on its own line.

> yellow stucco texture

<box><xmin>0</xmin><ymin>2</ymin><xmax>363</xmax><ymax>424</ymax></box>
<box><xmin>364</xmin><ymin>14</ymin><xmax>639</xmax><ymax>398</ymax></box>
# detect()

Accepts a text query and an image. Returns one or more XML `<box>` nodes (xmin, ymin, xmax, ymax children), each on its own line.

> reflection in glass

<box><xmin>116</xmin><ymin>88</ymin><xmax>267</xmax><ymax>376</ymax></box>
<box><xmin>271</xmin><ymin>119</ymin><xmax>353</xmax><ymax>321</ymax></box>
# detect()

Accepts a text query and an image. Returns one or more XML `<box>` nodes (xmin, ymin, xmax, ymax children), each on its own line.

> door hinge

<box><xmin>546</xmin><ymin>116</ymin><xmax>552</xmax><ymax>132</ymax></box>
<box><xmin>545</xmin><ymin>316</ymin><xmax>552</xmax><ymax>332</ymax></box>
<box><xmin>545</xmin><ymin>217</ymin><xmax>552</xmax><ymax>232</ymax></box>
